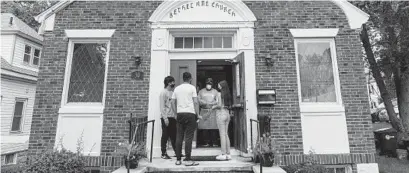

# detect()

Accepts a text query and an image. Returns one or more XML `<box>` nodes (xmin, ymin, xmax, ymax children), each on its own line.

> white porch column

<box><xmin>147</xmin><ymin>28</ymin><xmax>169</xmax><ymax>157</ymax></box>
<box><xmin>237</xmin><ymin>27</ymin><xmax>258</xmax><ymax>154</ymax></box>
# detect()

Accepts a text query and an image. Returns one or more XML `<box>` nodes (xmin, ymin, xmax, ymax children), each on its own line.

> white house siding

<box><xmin>12</xmin><ymin>36</ymin><xmax>41</xmax><ymax>72</ymax></box>
<box><xmin>0</xmin><ymin>35</ymin><xmax>16</xmax><ymax>63</ymax></box>
<box><xmin>0</xmin><ymin>77</ymin><xmax>36</xmax><ymax>143</ymax></box>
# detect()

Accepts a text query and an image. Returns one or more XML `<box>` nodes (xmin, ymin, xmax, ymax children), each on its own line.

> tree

<box><xmin>354</xmin><ymin>1</ymin><xmax>409</xmax><ymax>139</ymax></box>
<box><xmin>1</xmin><ymin>1</ymin><xmax>57</xmax><ymax>31</ymax></box>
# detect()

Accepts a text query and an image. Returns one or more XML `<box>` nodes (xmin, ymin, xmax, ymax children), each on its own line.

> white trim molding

<box><xmin>64</xmin><ymin>29</ymin><xmax>115</xmax><ymax>39</ymax></box>
<box><xmin>331</xmin><ymin>0</ymin><xmax>369</xmax><ymax>29</ymax></box>
<box><xmin>34</xmin><ymin>0</ymin><xmax>369</xmax><ymax>32</ymax></box>
<box><xmin>289</xmin><ymin>28</ymin><xmax>339</xmax><ymax>38</ymax></box>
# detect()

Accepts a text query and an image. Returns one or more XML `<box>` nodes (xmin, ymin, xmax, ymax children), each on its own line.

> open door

<box><xmin>232</xmin><ymin>52</ymin><xmax>247</xmax><ymax>153</ymax></box>
<box><xmin>170</xmin><ymin>60</ymin><xmax>198</xmax><ymax>147</ymax></box>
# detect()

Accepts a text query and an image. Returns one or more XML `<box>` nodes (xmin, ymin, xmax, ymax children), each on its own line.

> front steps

<box><xmin>112</xmin><ymin>156</ymin><xmax>286</xmax><ymax>173</ymax></box>
<box><xmin>113</xmin><ymin>148</ymin><xmax>286</xmax><ymax>173</ymax></box>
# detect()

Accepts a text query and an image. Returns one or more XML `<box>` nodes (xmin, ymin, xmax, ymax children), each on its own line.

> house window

<box><xmin>23</xmin><ymin>45</ymin><xmax>41</xmax><ymax>66</ymax></box>
<box><xmin>11</xmin><ymin>99</ymin><xmax>26</xmax><ymax>132</ymax></box>
<box><xmin>23</xmin><ymin>45</ymin><xmax>31</xmax><ymax>63</ymax></box>
<box><xmin>295</xmin><ymin>39</ymin><xmax>340</xmax><ymax>103</ymax></box>
<box><xmin>174</xmin><ymin>36</ymin><xmax>233</xmax><ymax>49</ymax></box>
<box><xmin>33</xmin><ymin>49</ymin><xmax>41</xmax><ymax>65</ymax></box>
<box><xmin>66</xmin><ymin>42</ymin><xmax>108</xmax><ymax>103</ymax></box>
<box><xmin>4</xmin><ymin>153</ymin><xmax>16</xmax><ymax>165</ymax></box>
<box><xmin>324</xmin><ymin>165</ymin><xmax>352</xmax><ymax>173</ymax></box>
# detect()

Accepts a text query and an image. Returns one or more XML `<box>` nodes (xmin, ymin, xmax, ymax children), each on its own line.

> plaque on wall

<box><xmin>131</xmin><ymin>71</ymin><xmax>144</xmax><ymax>80</ymax></box>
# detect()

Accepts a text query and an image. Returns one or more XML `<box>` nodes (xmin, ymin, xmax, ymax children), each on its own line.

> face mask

<box><xmin>206</xmin><ymin>84</ymin><xmax>212</xmax><ymax>90</ymax></box>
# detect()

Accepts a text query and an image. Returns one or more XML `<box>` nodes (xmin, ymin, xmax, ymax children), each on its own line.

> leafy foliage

<box><xmin>253</xmin><ymin>132</ymin><xmax>280</xmax><ymax>156</ymax></box>
<box><xmin>1</xmin><ymin>164</ymin><xmax>25</xmax><ymax>173</ymax></box>
<box><xmin>1</xmin><ymin>0</ymin><xmax>57</xmax><ymax>30</ymax></box>
<box><xmin>282</xmin><ymin>151</ymin><xmax>330</xmax><ymax>173</ymax></box>
<box><xmin>114</xmin><ymin>140</ymin><xmax>146</xmax><ymax>161</ymax></box>
<box><xmin>24</xmin><ymin>148</ymin><xmax>86</xmax><ymax>173</ymax></box>
<box><xmin>352</xmin><ymin>1</ymin><xmax>409</xmax><ymax>134</ymax></box>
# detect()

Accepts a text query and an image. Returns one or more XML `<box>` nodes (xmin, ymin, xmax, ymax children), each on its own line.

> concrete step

<box><xmin>113</xmin><ymin>156</ymin><xmax>286</xmax><ymax>173</ymax></box>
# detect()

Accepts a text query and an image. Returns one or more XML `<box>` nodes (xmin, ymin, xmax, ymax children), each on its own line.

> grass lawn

<box><xmin>377</xmin><ymin>154</ymin><xmax>409</xmax><ymax>173</ymax></box>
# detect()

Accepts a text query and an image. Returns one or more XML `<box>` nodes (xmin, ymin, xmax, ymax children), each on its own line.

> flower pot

<box><xmin>124</xmin><ymin>157</ymin><xmax>139</xmax><ymax>169</ymax></box>
<box><xmin>260</xmin><ymin>153</ymin><xmax>274</xmax><ymax>167</ymax></box>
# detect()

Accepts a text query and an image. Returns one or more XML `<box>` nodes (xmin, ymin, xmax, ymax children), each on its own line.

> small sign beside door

<box><xmin>131</xmin><ymin>71</ymin><xmax>144</xmax><ymax>80</ymax></box>
<box><xmin>257</xmin><ymin>89</ymin><xmax>276</xmax><ymax>105</ymax></box>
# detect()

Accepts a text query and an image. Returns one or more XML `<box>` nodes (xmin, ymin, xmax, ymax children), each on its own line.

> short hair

<box><xmin>182</xmin><ymin>72</ymin><xmax>192</xmax><ymax>82</ymax></box>
<box><xmin>163</xmin><ymin>76</ymin><xmax>175</xmax><ymax>88</ymax></box>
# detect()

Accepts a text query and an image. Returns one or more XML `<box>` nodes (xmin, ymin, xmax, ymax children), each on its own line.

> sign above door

<box><xmin>169</xmin><ymin>1</ymin><xmax>237</xmax><ymax>19</ymax></box>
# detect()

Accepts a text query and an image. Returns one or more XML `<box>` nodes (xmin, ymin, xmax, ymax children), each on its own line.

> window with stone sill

<box><xmin>295</xmin><ymin>39</ymin><xmax>340</xmax><ymax>103</ymax></box>
<box><xmin>66</xmin><ymin>43</ymin><xmax>108</xmax><ymax>103</ymax></box>
<box><xmin>174</xmin><ymin>36</ymin><xmax>233</xmax><ymax>49</ymax></box>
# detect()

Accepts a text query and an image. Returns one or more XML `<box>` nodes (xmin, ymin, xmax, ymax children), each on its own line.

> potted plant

<box><xmin>253</xmin><ymin>133</ymin><xmax>279</xmax><ymax>167</ymax></box>
<box><xmin>115</xmin><ymin>140</ymin><xmax>146</xmax><ymax>169</ymax></box>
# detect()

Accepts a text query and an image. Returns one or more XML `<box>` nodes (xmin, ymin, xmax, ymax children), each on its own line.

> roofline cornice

<box><xmin>1</xmin><ymin>30</ymin><xmax>44</xmax><ymax>45</ymax></box>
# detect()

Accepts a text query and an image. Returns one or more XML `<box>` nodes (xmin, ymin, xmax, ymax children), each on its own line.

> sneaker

<box><xmin>183</xmin><ymin>157</ymin><xmax>192</xmax><ymax>161</ymax></box>
<box><xmin>161</xmin><ymin>154</ymin><xmax>171</xmax><ymax>159</ymax></box>
<box><xmin>216</xmin><ymin>154</ymin><xmax>228</xmax><ymax>161</ymax></box>
<box><xmin>184</xmin><ymin>160</ymin><xmax>199</xmax><ymax>166</ymax></box>
<box><xmin>226</xmin><ymin>154</ymin><xmax>232</xmax><ymax>160</ymax></box>
<box><xmin>175</xmin><ymin>160</ymin><xmax>182</xmax><ymax>165</ymax></box>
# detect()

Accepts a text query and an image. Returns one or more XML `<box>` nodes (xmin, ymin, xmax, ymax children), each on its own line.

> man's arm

<box><xmin>193</xmin><ymin>97</ymin><xmax>199</xmax><ymax>116</ymax></box>
<box><xmin>192</xmin><ymin>85</ymin><xmax>200</xmax><ymax>117</ymax></box>
<box><xmin>171</xmin><ymin>91</ymin><xmax>177</xmax><ymax>115</ymax></box>
<box><xmin>159</xmin><ymin>91</ymin><xmax>167</xmax><ymax>119</ymax></box>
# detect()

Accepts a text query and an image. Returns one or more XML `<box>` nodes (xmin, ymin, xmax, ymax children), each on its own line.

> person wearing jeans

<box><xmin>212</xmin><ymin>80</ymin><xmax>232</xmax><ymax>161</ymax></box>
<box><xmin>159</xmin><ymin>76</ymin><xmax>177</xmax><ymax>159</ymax></box>
<box><xmin>171</xmin><ymin>72</ymin><xmax>201</xmax><ymax>166</ymax></box>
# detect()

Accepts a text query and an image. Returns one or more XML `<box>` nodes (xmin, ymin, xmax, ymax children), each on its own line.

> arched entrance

<box><xmin>146</xmin><ymin>0</ymin><xmax>258</xmax><ymax>157</ymax></box>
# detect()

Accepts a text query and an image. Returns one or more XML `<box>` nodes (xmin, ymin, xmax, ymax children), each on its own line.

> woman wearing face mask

<box><xmin>212</xmin><ymin>80</ymin><xmax>232</xmax><ymax>160</ymax></box>
<box><xmin>197</xmin><ymin>78</ymin><xmax>219</xmax><ymax>147</ymax></box>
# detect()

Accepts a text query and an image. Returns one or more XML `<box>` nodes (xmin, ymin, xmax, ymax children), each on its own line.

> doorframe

<box><xmin>147</xmin><ymin>24</ymin><xmax>258</xmax><ymax>157</ymax></box>
<box><xmin>147</xmin><ymin>1</ymin><xmax>258</xmax><ymax>157</ymax></box>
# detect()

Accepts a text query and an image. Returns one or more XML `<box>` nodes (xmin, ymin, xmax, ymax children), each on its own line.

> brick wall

<box><xmin>246</xmin><ymin>0</ymin><xmax>375</xmax><ymax>156</ymax></box>
<box><xmin>28</xmin><ymin>1</ymin><xmax>161</xmax><ymax>157</ymax></box>
<box><xmin>28</xmin><ymin>1</ymin><xmax>375</xmax><ymax>172</ymax></box>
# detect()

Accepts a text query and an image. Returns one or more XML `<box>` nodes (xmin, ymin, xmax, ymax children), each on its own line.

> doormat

<box><xmin>190</xmin><ymin>156</ymin><xmax>222</xmax><ymax>161</ymax></box>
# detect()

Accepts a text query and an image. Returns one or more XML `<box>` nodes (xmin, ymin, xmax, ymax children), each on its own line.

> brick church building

<box><xmin>29</xmin><ymin>0</ymin><xmax>377</xmax><ymax>172</ymax></box>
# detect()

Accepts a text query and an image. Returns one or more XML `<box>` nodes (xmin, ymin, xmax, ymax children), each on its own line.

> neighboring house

<box><xmin>0</xmin><ymin>13</ymin><xmax>43</xmax><ymax>165</ymax></box>
<box><xmin>30</xmin><ymin>1</ymin><xmax>378</xmax><ymax>172</ymax></box>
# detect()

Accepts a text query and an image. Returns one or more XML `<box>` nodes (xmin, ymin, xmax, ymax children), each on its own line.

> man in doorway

<box><xmin>171</xmin><ymin>72</ymin><xmax>200</xmax><ymax>166</ymax></box>
<box><xmin>159</xmin><ymin>76</ymin><xmax>177</xmax><ymax>159</ymax></box>
<box><xmin>198</xmin><ymin>78</ymin><xmax>219</xmax><ymax>147</ymax></box>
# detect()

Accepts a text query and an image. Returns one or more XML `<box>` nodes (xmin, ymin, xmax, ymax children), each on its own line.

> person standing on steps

<box><xmin>171</xmin><ymin>72</ymin><xmax>201</xmax><ymax>166</ymax></box>
<box><xmin>212</xmin><ymin>80</ymin><xmax>233</xmax><ymax>161</ymax></box>
<box><xmin>159</xmin><ymin>76</ymin><xmax>178</xmax><ymax>159</ymax></box>
<box><xmin>198</xmin><ymin>78</ymin><xmax>219</xmax><ymax>147</ymax></box>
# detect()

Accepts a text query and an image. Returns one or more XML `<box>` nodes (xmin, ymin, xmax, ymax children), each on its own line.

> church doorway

<box><xmin>196</xmin><ymin>60</ymin><xmax>234</xmax><ymax>148</ymax></box>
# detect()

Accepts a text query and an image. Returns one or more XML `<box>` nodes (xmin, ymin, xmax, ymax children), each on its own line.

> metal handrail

<box><xmin>127</xmin><ymin>114</ymin><xmax>155</xmax><ymax>173</ymax></box>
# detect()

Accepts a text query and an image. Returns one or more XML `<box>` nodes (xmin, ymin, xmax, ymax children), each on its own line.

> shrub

<box><xmin>282</xmin><ymin>163</ymin><xmax>330</xmax><ymax>173</ymax></box>
<box><xmin>24</xmin><ymin>148</ymin><xmax>86</xmax><ymax>173</ymax></box>
<box><xmin>1</xmin><ymin>164</ymin><xmax>25</xmax><ymax>173</ymax></box>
